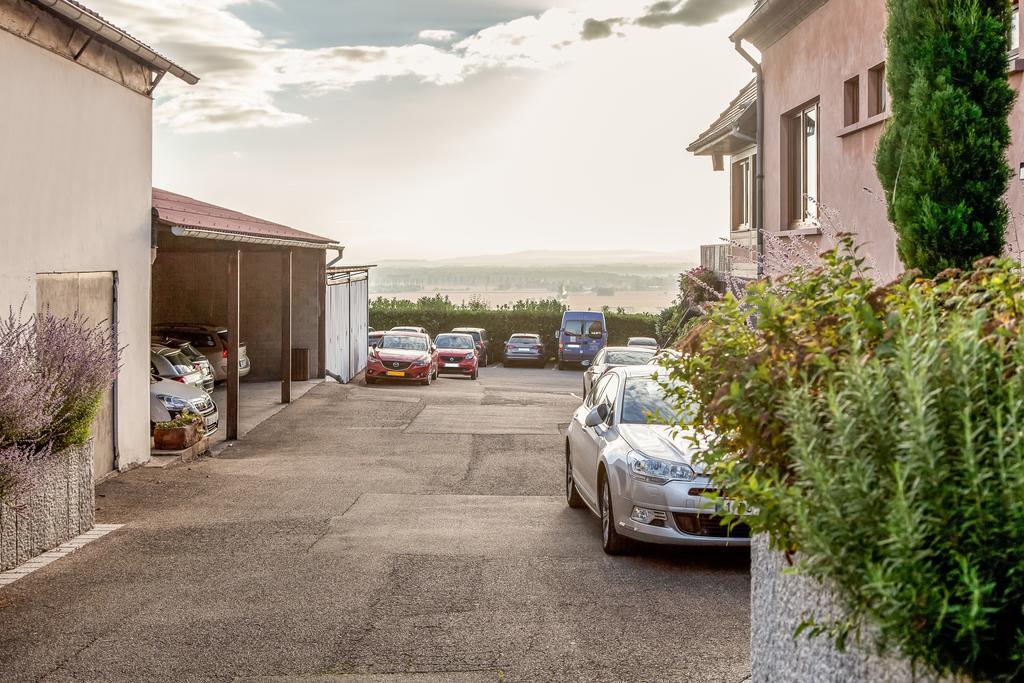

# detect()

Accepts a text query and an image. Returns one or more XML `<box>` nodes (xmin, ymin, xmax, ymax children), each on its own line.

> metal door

<box><xmin>35</xmin><ymin>272</ymin><xmax>117</xmax><ymax>479</ymax></box>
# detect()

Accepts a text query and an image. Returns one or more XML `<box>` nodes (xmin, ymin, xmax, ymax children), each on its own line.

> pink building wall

<box><xmin>759</xmin><ymin>0</ymin><xmax>1024</xmax><ymax>280</ymax></box>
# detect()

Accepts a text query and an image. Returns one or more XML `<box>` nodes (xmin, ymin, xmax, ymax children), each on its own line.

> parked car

<box><xmin>153</xmin><ymin>336</ymin><xmax>215</xmax><ymax>391</ymax></box>
<box><xmin>434</xmin><ymin>333</ymin><xmax>479</xmax><ymax>380</ymax></box>
<box><xmin>391</xmin><ymin>326</ymin><xmax>428</xmax><ymax>334</ymax></box>
<box><xmin>582</xmin><ymin>346</ymin><xmax>657</xmax><ymax>398</ymax></box>
<box><xmin>366</xmin><ymin>332</ymin><xmax>439</xmax><ymax>385</ymax></box>
<box><xmin>153</xmin><ymin>323</ymin><xmax>251</xmax><ymax>382</ymax></box>
<box><xmin>150</xmin><ymin>346</ymin><xmax>204</xmax><ymax>387</ymax></box>
<box><xmin>368</xmin><ymin>331</ymin><xmax>387</xmax><ymax>350</ymax></box>
<box><xmin>557</xmin><ymin>311</ymin><xmax>607</xmax><ymax>370</ymax></box>
<box><xmin>451</xmin><ymin>327</ymin><xmax>491</xmax><ymax>365</ymax></box>
<box><xmin>565</xmin><ymin>365</ymin><xmax>751</xmax><ymax>554</ymax></box>
<box><xmin>503</xmin><ymin>333</ymin><xmax>546</xmax><ymax>368</ymax></box>
<box><xmin>648</xmin><ymin>349</ymin><xmax>682</xmax><ymax>366</ymax></box>
<box><xmin>150</xmin><ymin>375</ymin><xmax>219</xmax><ymax>437</ymax></box>
<box><xmin>626</xmin><ymin>336</ymin><xmax>659</xmax><ymax>350</ymax></box>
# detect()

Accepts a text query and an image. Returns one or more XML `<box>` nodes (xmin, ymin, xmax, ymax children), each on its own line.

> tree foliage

<box><xmin>876</xmin><ymin>0</ymin><xmax>1015</xmax><ymax>275</ymax></box>
<box><xmin>662</xmin><ymin>241</ymin><xmax>1024</xmax><ymax>680</ymax></box>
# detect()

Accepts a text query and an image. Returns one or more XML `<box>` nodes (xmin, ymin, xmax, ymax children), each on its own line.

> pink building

<box><xmin>693</xmin><ymin>0</ymin><xmax>1024</xmax><ymax>281</ymax></box>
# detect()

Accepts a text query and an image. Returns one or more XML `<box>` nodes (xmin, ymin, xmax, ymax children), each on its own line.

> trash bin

<box><xmin>291</xmin><ymin>347</ymin><xmax>310</xmax><ymax>381</ymax></box>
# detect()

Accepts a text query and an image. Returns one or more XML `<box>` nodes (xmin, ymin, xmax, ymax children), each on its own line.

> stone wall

<box><xmin>751</xmin><ymin>534</ymin><xmax>948</xmax><ymax>682</ymax></box>
<box><xmin>0</xmin><ymin>442</ymin><xmax>95</xmax><ymax>572</ymax></box>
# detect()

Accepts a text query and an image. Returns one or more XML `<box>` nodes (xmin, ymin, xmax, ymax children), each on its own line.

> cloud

<box><xmin>635</xmin><ymin>0</ymin><xmax>751</xmax><ymax>29</ymax></box>
<box><xmin>84</xmin><ymin>0</ymin><xmax>747</xmax><ymax>133</ymax></box>
<box><xmin>580</xmin><ymin>18</ymin><xmax>613</xmax><ymax>41</ymax></box>
<box><xmin>418</xmin><ymin>29</ymin><xmax>458</xmax><ymax>43</ymax></box>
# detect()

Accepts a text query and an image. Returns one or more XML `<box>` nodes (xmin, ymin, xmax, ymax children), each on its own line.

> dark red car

<box><xmin>366</xmin><ymin>332</ymin><xmax>438</xmax><ymax>385</ymax></box>
<box><xmin>433</xmin><ymin>333</ymin><xmax>480</xmax><ymax>380</ymax></box>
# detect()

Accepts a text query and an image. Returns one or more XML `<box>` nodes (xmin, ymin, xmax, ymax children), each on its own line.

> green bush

<box><xmin>663</xmin><ymin>240</ymin><xmax>1024</xmax><ymax>681</ymax></box>
<box><xmin>876</xmin><ymin>0</ymin><xmax>1015</xmax><ymax>275</ymax></box>
<box><xmin>370</xmin><ymin>296</ymin><xmax>657</xmax><ymax>361</ymax></box>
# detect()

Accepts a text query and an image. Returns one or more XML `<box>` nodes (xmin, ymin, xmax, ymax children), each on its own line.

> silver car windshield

<box><xmin>620</xmin><ymin>377</ymin><xmax>688</xmax><ymax>425</ymax></box>
<box><xmin>379</xmin><ymin>335</ymin><xmax>428</xmax><ymax>351</ymax></box>
<box><xmin>605</xmin><ymin>349</ymin><xmax>655</xmax><ymax>365</ymax></box>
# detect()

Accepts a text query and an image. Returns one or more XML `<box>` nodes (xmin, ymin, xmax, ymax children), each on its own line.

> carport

<box><xmin>151</xmin><ymin>188</ymin><xmax>342</xmax><ymax>439</ymax></box>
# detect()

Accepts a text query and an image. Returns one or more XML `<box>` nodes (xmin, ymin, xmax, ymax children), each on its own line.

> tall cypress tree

<box><xmin>876</xmin><ymin>0</ymin><xmax>1016</xmax><ymax>275</ymax></box>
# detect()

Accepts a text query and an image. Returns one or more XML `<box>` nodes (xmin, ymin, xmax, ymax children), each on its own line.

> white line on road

<box><xmin>569</xmin><ymin>393</ymin><xmax>582</xmax><ymax>401</ymax></box>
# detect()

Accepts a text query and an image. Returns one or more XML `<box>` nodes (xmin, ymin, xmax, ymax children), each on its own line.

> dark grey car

<box><xmin>503</xmin><ymin>333</ymin><xmax>546</xmax><ymax>367</ymax></box>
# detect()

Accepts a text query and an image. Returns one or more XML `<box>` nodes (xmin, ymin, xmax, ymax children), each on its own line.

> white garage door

<box><xmin>36</xmin><ymin>272</ymin><xmax>116</xmax><ymax>480</ymax></box>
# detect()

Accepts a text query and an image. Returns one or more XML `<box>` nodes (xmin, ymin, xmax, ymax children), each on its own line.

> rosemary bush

<box><xmin>664</xmin><ymin>241</ymin><xmax>1024</xmax><ymax>680</ymax></box>
<box><xmin>0</xmin><ymin>308</ymin><xmax>118</xmax><ymax>505</ymax></box>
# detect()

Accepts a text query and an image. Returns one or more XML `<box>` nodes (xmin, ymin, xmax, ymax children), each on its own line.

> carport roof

<box><xmin>153</xmin><ymin>188</ymin><xmax>341</xmax><ymax>249</ymax></box>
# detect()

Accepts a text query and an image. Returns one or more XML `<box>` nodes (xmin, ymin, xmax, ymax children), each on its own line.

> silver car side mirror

<box><xmin>585</xmin><ymin>404</ymin><xmax>608</xmax><ymax>428</ymax></box>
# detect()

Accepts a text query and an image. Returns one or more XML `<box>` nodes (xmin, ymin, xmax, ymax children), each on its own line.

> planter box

<box><xmin>0</xmin><ymin>440</ymin><xmax>94</xmax><ymax>572</ymax></box>
<box><xmin>153</xmin><ymin>422</ymin><xmax>202</xmax><ymax>451</ymax></box>
<box><xmin>751</xmin><ymin>533</ymin><xmax>950</xmax><ymax>682</ymax></box>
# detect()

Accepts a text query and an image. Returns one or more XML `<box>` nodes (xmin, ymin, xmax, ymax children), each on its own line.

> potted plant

<box><xmin>153</xmin><ymin>410</ymin><xmax>204</xmax><ymax>451</ymax></box>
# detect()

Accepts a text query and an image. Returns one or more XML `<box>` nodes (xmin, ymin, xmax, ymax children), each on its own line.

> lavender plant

<box><xmin>0</xmin><ymin>306</ymin><xmax>119</xmax><ymax>504</ymax></box>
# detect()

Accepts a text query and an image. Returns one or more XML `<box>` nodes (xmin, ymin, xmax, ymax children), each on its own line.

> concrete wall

<box><xmin>751</xmin><ymin>534</ymin><xmax>950</xmax><ymax>682</ymax></box>
<box><xmin>0</xmin><ymin>442</ymin><xmax>94</xmax><ymax>572</ymax></box>
<box><xmin>152</xmin><ymin>248</ymin><xmax>322</xmax><ymax>381</ymax></box>
<box><xmin>0</xmin><ymin>25</ymin><xmax>153</xmax><ymax>471</ymax></box>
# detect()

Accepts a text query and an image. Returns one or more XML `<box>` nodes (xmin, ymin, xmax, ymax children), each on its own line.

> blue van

<box><xmin>557</xmin><ymin>311</ymin><xmax>607</xmax><ymax>369</ymax></box>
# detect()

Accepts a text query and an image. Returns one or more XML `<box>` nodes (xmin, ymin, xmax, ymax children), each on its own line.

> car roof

<box><xmin>452</xmin><ymin>327</ymin><xmax>484</xmax><ymax>332</ymax></box>
<box><xmin>562</xmin><ymin>311</ymin><xmax>604</xmax><ymax>319</ymax></box>
<box><xmin>369</xmin><ymin>331</ymin><xmax>387</xmax><ymax>336</ymax></box>
<box><xmin>609</xmin><ymin>365</ymin><xmax>661</xmax><ymax>379</ymax></box>
<box><xmin>509</xmin><ymin>332</ymin><xmax>540</xmax><ymax>337</ymax></box>
<box><xmin>603</xmin><ymin>346</ymin><xmax>654</xmax><ymax>353</ymax></box>
<box><xmin>385</xmin><ymin>331</ymin><xmax>428</xmax><ymax>338</ymax></box>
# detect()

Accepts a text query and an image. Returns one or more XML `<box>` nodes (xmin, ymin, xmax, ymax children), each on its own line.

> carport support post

<box><xmin>281</xmin><ymin>250</ymin><xmax>292</xmax><ymax>404</ymax></box>
<box><xmin>317</xmin><ymin>258</ymin><xmax>326</xmax><ymax>379</ymax></box>
<box><xmin>227</xmin><ymin>250</ymin><xmax>241</xmax><ymax>440</ymax></box>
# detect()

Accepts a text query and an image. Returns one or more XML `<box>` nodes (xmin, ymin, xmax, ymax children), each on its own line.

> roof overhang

<box><xmin>170</xmin><ymin>225</ymin><xmax>343</xmax><ymax>251</ymax></box>
<box><xmin>33</xmin><ymin>0</ymin><xmax>198</xmax><ymax>84</ymax></box>
<box><xmin>688</xmin><ymin>103</ymin><xmax>757</xmax><ymax>157</ymax></box>
<box><xmin>730</xmin><ymin>0</ymin><xmax>829</xmax><ymax>51</ymax></box>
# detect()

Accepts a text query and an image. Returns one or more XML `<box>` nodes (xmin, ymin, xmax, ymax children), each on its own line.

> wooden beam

<box><xmin>227</xmin><ymin>250</ymin><xmax>241</xmax><ymax>440</ymax></box>
<box><xmin>317</xmin><ymin>257</ymin><xmax>327</xmax><ymax>379</ymax></box>
<box><xmin>281</xmin><ymin>250</ymin><xmax>293</xmax><ymax>404</ymax></box>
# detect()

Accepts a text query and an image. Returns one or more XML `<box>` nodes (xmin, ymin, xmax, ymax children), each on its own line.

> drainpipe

<box><xmin>734</xmin><ymin>39</ymin><xmax>765</xmax><ymax>279</ymax></box>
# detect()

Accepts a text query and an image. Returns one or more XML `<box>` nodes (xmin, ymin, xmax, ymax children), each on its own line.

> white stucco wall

<box><xmin>0</xmin><ymin>28</ymin><xmax>153</xmax><ymax>470</ymax></box>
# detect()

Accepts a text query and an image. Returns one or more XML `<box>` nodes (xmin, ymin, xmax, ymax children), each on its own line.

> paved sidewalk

<box><xmin>0</xmin><ymin>366</ymin><xmax>751</xmax><ymax>682</ymax></box>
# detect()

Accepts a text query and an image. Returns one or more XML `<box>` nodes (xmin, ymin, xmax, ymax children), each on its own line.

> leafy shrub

<box><xmin>876</xmin><ymin>0</ymin><xmax>1015</xmax><ymax>275</ymax></box>
<box><xmin>0</xmin><ymin>308</ymin><xmax>119</xmax><ymax>504</ymax></box>
<box><xmin>370</xmin><ymin>296</ymin><xmax>657</xmax><ymax>361</ymax></box>
<box><xmin>155</xmin><ymin>410</ymin><xmax>203</xmax><ymax>430</ymax></box>
<box><xmin>663</xmin><ymin>240</ymin><xmax>1024</xmax><ymax>681</ymax></box>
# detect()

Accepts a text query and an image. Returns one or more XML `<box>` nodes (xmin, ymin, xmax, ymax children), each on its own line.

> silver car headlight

<box><xmin>157</xmin><ymin>394</ymin><xmax>190</xmax><ymax>411</ymax></box>
<box><xmin>627</xmin><ymin>450</ymin><xmax>695</xmax><ymax>485</ymax></box>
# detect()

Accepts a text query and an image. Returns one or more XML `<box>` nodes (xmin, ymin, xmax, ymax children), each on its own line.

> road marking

<box><xmin>0</xmin><ymin>524</ymin><xmax>123</xmax><ymax>588</ymax></box>
<box><xmin>569</xmin><ymin>393</ymin><xmax>583</xmax><ymax>401</ymax></box>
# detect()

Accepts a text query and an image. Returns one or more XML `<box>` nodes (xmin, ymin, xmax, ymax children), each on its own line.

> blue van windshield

<box><xmin>564</xmin><ymin>319</ymin><xmax>603</xmax><ymax>336</ymax></box>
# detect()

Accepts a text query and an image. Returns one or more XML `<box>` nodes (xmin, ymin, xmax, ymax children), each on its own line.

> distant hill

<box><xmin>376</xmin><ymin>248</ymin><xmax>698</xmax><ymax>268</ymax></box>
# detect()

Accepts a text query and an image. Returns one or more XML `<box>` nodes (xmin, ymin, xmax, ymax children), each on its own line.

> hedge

<box><xmin>369</xmin><ymin>305</ymin><xmax>657</xmax><ymax>362</ymax></box>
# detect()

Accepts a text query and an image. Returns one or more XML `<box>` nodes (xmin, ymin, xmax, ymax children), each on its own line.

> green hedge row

<box><xmin>369</xmin><ymin>307</ymin><xmax>657</xmax><ymax>362</ymax></box>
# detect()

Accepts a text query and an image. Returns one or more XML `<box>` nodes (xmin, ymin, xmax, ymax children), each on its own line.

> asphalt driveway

<box><xmin>0</xmin><ymin>364</ymin><xmax>751</xmax><ymax>682</ymax></box>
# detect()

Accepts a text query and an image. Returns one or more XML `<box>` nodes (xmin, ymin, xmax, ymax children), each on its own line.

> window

<box><xmin>587</xmin><ymin>375</ymin><xmax>612</xmax><ymax>408</ymax></box>
<box><xmin>731</xmin><ymin>155</ymin><xmax>755</xmax><ymax>231</ymax></box>
<box><xmin>868</xmin><ymin>63</ymin><xmax>887</xmax><ymax>117</ymax></box>
<box><xmin>786</xmin><ymin>102</ymin><xmax>819</xmax><ymax>225</ymax></box>
<box><xmin>1013</xmin><ymin>4</ymin><xmax>1021</xmax><ymax>53</ymax></box>
<box><xmin>602</xmin><ymin>375</ymin><xmax>621</xmax><ymax>423</ymax></box>
<box><xmin>844</xmin><ymin>75</ymin><xmax>860</xmax><ymax>126</ymax></box>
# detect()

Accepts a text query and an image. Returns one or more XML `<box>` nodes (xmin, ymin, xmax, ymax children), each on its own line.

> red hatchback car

<box><xmin>366</xmin><ymin>332</ymin><xmax>438</xmax><ymax>385</ymax></box>
<box><xmin>434</xmin><ymin>333</ymin><xmax>480</xmax><ymax>380</ymax></box>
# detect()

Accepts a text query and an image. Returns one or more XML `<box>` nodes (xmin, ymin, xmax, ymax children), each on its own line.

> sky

<box><xmin>86</xmin><ymin>0</ymin><xmax>754</xmax><ymax>261</ymax></box>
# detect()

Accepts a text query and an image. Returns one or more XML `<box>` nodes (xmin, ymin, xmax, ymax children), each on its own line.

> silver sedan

<box><xmin>581</xmin><ymin>346</ymin><xmax>656</xmax><ymax>399</ymax></box>
<box><xmin>565</xmin><ymin>365</ymin><xmax>751</xmax><ymax>554</ymax></box>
